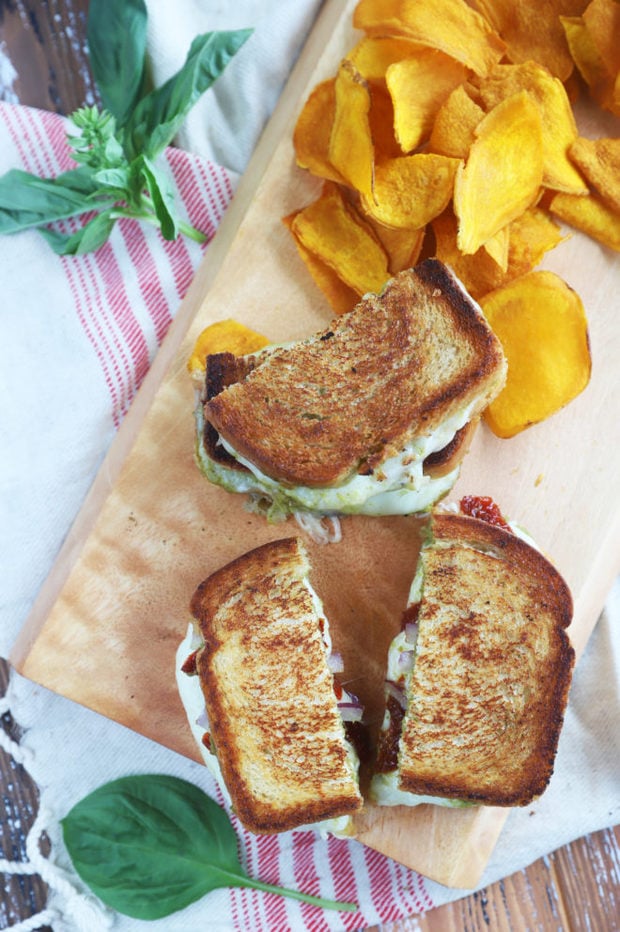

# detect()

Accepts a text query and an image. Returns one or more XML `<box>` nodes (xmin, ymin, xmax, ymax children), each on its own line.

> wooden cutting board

<box><xmin>11</xmin><ymin>0</ymin><xmax>620</xmax><ymax>889</ymax></box>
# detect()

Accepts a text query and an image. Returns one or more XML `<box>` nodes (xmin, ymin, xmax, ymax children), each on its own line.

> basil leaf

<box><xmin>41</xmin><ymin>210</ymin><xmax>117</xmax><ymax>256</ymax></box>
<box><xmin>135</xmin><ymin>155</ymin><xmax>178</xmax><ymax>240</ymax></box>
<box><xmin>87</xmin><ymin>0</ymin><xmax>148</xmax><ymax>127</ymax></box>
<box><xmin>0</xmin><ymin>170</ymin><xmax>94</xmax><ymax>215</ymax></box>
<box><xmin>61</xmin><ymin>774</ymin><xmax>359</xmax><ymax>920</ymax></box>
<box><xmin>123</xmin><ymin>29</ymin><xmax>252</xmax><ymax>161</ymax></box>
<box><xmin>0</xmin><ymin>169</ymin><xmax>110</xmax><ymax>234</ymax></box>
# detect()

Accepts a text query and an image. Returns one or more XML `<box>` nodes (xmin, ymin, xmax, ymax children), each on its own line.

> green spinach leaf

<box><xmin>61</xmin><ymin>774</ymin><xmax>359</xmax><ymax>920</ymax></box>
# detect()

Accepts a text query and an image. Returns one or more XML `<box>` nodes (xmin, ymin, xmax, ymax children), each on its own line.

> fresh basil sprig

<box><xmin>0</xmin><ymin>0</ymin><xmax>251</xmax><ymax>254</ymax></box>
<box><xmin>61</xmin><ymin>774</ymin><xmax>359</xmax><ymax>919</ymax></box>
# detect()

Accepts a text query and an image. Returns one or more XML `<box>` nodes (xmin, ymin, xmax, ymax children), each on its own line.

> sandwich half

<box><xmin>176</xmin><ymin>537</ymin><xmax>364</xmax><ymax>835</ymax></box>
<box><xmin>370</xmin><ymin>504</ymin><xmax>575</xmax><ymax>809</ymax></box>
<box><xmin>195</xmin><ymin>260</ymin><xmax>507</xmax><ymax>523</ymax></box>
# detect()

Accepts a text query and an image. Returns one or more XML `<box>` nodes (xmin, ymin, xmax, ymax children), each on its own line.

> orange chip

<box><xmin>474</xmin><ymin>0</ymin><xmax>579</xmax><ymax>82</ymax></box>
<box><xmin>293</xmin><ymin>79</ymin><xmax>345</xmax><ymax>183</ymax></box>
<box><xmin>291</xmin><ymin>183</ymin><xmax>391</xmax><ymax>295</ymax></box>
<box><xmin>476</xmin><ymin>61</ymin><xmax>588</xmax><ymax>194</ymax></box>
<box><xmin>368</xmin><ymin>85</ymin><xmax>403</xmax><ymax>162</ymax></box>
<box><xmin>346</xmin><ymin>36</ymin><xmax>425</xmax><ymax>83</ymax></box>
<box><xmin>369</xmin><ymin>220</ymin><xmax>426</xmax><ymax>273</ymax></box>
<box><xmin>560</xmin><ymin>14</ymin><xmax>620</xmax><ymax>115</ymax></box>
<box><xmin>568</xmin><ymin>136</ymin><xmax>620</xmax><ymax>213</ymax></box>
<box><xmin>328</xmin><ymin>60</ymin><xmax>375</xmax><ymax>199</ymax></box>
<box><xmin>284</xmin><ymin>212</ymin><xmax>359</xmax><ymax>315</ymax></box>
<box><xmin>433</xmin><ymin>210</ymin><xmax>505</xmax><ymax>297</ymax></box>
<box><xmin>386</xmin><ymin>49</ymin><xmax>469</xmax><ymax>152</ymax></box>
<box><xmin>583</xmin><ymin>0</ymin><xmax>620</xmax><ymax>77</ymax></box>
<box><xmin>506</xmin><ymin>206</ymin><xmax>567</xmax><ymax>275</ymax></box>
<box><xmin>482</xmin><ymin>227</ymin><xmax>510</xmax><ymax>271</ymax></box>
<box><xmin>362</xmin><ymin>153</ymin><xmax>460</xmax><ymax>229</ymax></box>
<box><xmin>433</xmin><ymin>206</ymin><xmax>565</xmax><ymax>299</ymax></box>
<box><xmin>549</xmin><ymin>189</ymin><xmax>620</xmax><ymax>251</ymax></box>
<box><xmin>187</xmin><ymin>320</ymin><xmax>269</xmax><ymax>374</ymax></box>
<box><xmin>355</xmin><ymin>0</ymin><xmax>505</xmax><ymax>77</ymax></box>
<box><xmin>428</xmin><ymin>84</ymin><xmax>485</xmax><ymax>157</ymax></box>
<box><xmin>454</xmin><ymin>91</ymin><xmax>544</xmax><ymax>254</ymax></box>
<box><xmin>482</xmin><ymin>271</ymin><xmax>591</xmax><ymax>438</ymax></box>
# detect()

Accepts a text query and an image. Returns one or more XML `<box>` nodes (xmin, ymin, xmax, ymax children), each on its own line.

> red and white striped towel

<box><xmin>0</xmin><ymin>99</ymin><xmax>441</xmax><ymax>931</ymax></box>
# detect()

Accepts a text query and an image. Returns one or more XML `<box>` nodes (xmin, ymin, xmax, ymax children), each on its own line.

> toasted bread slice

<box><xmin>374</xmin><ymin>512</ymin><xmax>574</xmax><ymax>808</ymax></box>
<box><xmin>205</xmin><ymin>260</ymin><xmax>506</xmax><ymax>488</ymax></box>
<box><xmin>202</xmin><ymin>355</ymin><xmax>480</xmax><ymax>479</ymax></box>
<box><xmin>189</xmin><ymin>537</ymin><xmax>363</xmax><ymax>834</ymax></box>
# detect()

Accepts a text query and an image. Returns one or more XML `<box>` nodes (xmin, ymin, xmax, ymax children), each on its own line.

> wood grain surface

<box><xmin>1</xmin><ymin>1</ymin><xmax>619</xmax><ymax>929</ymax></box>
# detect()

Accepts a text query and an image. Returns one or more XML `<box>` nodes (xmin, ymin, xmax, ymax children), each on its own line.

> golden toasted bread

<box><xmin>378</xmin><ymin>512</ymin><xmax>574</xmax><ymax>807</ymax></box>
<box><xmin>204</xmin><ymin>261</ymin><xmax>507</xmax><ymax>488</ymax></box>
<box><xmin>190</xmin><ymin>537</ymin><xmax>363</xmax><ymax>833</ymax></box>
<box><xmin>202</xmin><ymin>358</ymin><xmax>480</xmax><ymax>480</ymax></box>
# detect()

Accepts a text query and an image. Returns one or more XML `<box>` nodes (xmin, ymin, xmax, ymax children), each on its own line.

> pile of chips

<box><xmin>284</xmin><ymin>0</ymin><xmax>618</xmax><ymax>438</ymax></box>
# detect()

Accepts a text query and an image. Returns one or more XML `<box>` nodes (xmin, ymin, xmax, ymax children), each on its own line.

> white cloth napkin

<box><xmin>1</xmin><ymin>2</ymin><xmax>619</xmax><ymax>930</ymax></box>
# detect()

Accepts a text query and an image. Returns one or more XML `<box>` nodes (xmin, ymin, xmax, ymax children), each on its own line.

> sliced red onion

<box><xmin>404</xmin><ymin>622</ymin><xmax>419</xmax><ymax>646</ymax></box>
<box><xmin>338</xmin><ymin>702</ymin><xmax>364</xmax><ymax>723</ymax></box>
<box><xmin>397</xmin><ymin>649</ymin><xmax>415</xmax><ymax>674</ymax></box>
<box><xmin>195</xmin><ymin>708</ymin><xmax>210</xmax><ymax>730</ymax></box>
<box><xmin>385</xmin><ymin>679</ymin><xmax>408</xmax><ymax>709</ymax></box>
<box><xmin>327</xmin><ymin>651</ymin><xmax>344</xmax><ymax>673</ymax></box>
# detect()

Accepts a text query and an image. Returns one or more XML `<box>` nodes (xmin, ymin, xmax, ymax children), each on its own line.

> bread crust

<box><xmin>205</xmin><ymin>261</ymin><xmax>506</xmax><ymax>487</ymax></box>
<box><xmin>397</xmin><ymin>513</ymin><xmax>574</xmax><ymax>806</ymax></box>
<box><xmin>190</xmin><ymin>538</ymin><xmax>362</xmax><ymax>833</ymax></box>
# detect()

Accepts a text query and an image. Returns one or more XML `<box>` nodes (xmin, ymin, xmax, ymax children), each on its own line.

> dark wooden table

<box><xmin>1</xmin><ymin>2</ymin><xmax>619</xmax><ymax>929</ymax></box>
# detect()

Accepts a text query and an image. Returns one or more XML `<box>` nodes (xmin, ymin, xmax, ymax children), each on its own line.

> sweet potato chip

<box><xmin>428</xmin><ymin>84</ymin><xmax>485</xmax><ymax>157</ymax></box>
<box><xmin>481</xmin><ymin>271</ymin><xmax>592</xmax><ymax>438</ymax></box>
<box><xmin>568</xmin><ymin>136</ymin><xmax>620</xmax><ymax>213</ymax></box>
<box><xmin>293</xmin><ymin>79</ymin><xmax>345</xmax><ymax>183</ymax></box>
<box><xmin>284</xmin><ymin>211</ymin><xmax>359</xmax><ymax>315</ymax></box>
<box><xmin>433</xmin><ymin>210</ymin><xmax>505</xmax><ymax>297</ymax></box>
<box><xmin>386</xmin><ymin>49</ymin><xmax>469</xmax><ymax>152</ymax></box>
<box><xmin>549</xmin><ymin>190</ymin><xmax>620</xmax><ymax>250</ymax></box>
<box><xmin>369</xmin><ymin>220</ymin><xmax>426</xmax><ymax>273</ymax></box>
<box><xmin>291</xmin><ymin>183</ymin><xmax>391</xmax><ymax>295</ymax></box>
<box><xmin>368</xmin><ymin>86</ymin><xmax>403</xmax><ymax>161</ymax></box>
<box><xmin>362</xmin><ymin>153</ymin><xmax>460</xmax><ymax>229</ymax></box>
<box><xmin>482</xmin><ymin>227</ymin><xmax>510</xmax><ymax>270</ymax></box>
<box><xmin>476</xmin><ymin>61</ymin><xmax>588</xmax><ymax>194</ymax></box>
<box><xmin>506</xmin><ymin>207</ymin><xmax>567</xmax><ymax>274</ymax></box>
<box><xmin>474</xmin><ymin>0</ymin><xmax>581</xmax><ymax>81</ymax></box>
<box><xmin>355</xmin><ymin>0</ymin><xmax>506</xmax><ymax>77</ymax></box>
<box><xmin>433</xmin><ymin>206</ymin><xmax>565</xmax><ymax>299</ymax></box>
<box><xmin>187</xmin><ymin>320</ymin><xmax>269</xmax><ymax>374</ymax></box>
<box><xmin>329</xmin><ymin>60</ymin><xmax>375</xmax><ymax>199</ymax></box>
<box><xmin>583</xmin><ymin>0</ymin><xmax>620</xmax><ymax>77</ymax></box>
<box><xmin>346</xmin><ymin>36</ymin><xmax>425</xmax><ymax>83</ymax></box>
<box><xmin>560</xmin><ymin>14</ymin><xmax>620</xmax><ymax>115</ymax></box>
<box><xmin>454</xmin><ymin>91</ymin><xmax>544</xmax><ymax>254</ymax></box>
